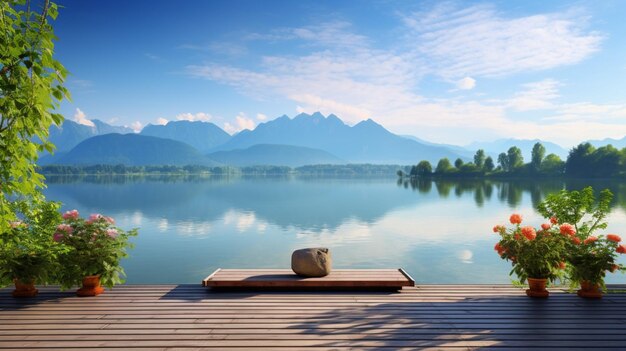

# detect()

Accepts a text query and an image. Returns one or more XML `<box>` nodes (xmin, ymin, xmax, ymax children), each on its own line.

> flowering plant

<box><xmin>493</xmin><ymin>213</ymin><xmax>568</xmax><ymax>283</ymax></box>
<box><xmin>0</xmin><ymin>199</ymin><xmax>66</xmax><ymax>287</ymax></box>
<box><xmin>54</xmin><ymin>210</ymin><xmax>138</xmax><ymax>289</ymax></box>
<box><xmin>537</xmin><ymin>187</ymin><xmax>625</xmax><ymax>288</ymax></box>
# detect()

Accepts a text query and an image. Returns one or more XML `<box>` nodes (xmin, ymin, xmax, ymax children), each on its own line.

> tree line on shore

<box><xmin>401</xmin><ymin>142</ymin><xmax>626</xmax><ymax>178</ymax></box>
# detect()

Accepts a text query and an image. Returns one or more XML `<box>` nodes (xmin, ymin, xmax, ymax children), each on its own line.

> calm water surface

<box><xmin>43</xmin><ymin>176</ymin><xmax>626</xmax><ymax>284</ymax></box>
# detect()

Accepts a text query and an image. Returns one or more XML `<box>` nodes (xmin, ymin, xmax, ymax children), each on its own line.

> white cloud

<box><xmin>129</xmin><ymin>121</ymin><xmax>143</xmax><ymax>133</ymax></box>
<box><xmin>456</xmin><ymin>77</ymin><xmax>476</xmax><ymax>90</ymax></box>
<box><xmin>405</xmin><ymin>4</ymin><xmax>603</xmax><ymax>78</ymax></box>
<box><xmin>175</xmin><ymin>112</ymin><xmax>212</xmax><ymax>122</ymax></box>
<box><xmin>184</xmin><ymin>4</ymin><xmax>614</xmax><ymax>146</ymax></box>
<box><xmin>256</xmin><ymin>113</ymin><xmax>267</xmax><ymax>121</ymax></box>
<box><xmin>73</xmin><ymin>108</ymin><xmax>95</xmax><ymax>127</ymax></box>
<box><xmin>156</xmin><ymin>117</ymin><xmax>169</xmax><ymax>125</ymax></box>
<box><xmin>223</xmin><ymin>113</ymin><xmax>256</xmax><ymax>134</ymax></box>
<box><xmin>507</xmin><ymin>79</ymin><xmax>561</xmax><ymax>111</ymax></box>
<box><xmin>247</xmin><ymin>21</ymin><xmax>368</xmax><ymax>50</ymax></box>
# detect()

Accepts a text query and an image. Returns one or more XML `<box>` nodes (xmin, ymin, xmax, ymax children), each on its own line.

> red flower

<box><xmin>550</xmin><ymin>216</ymin><xmax>558</xmax><ymax>225</ymax></box>
<box><xmin>584</xmin><ymin>236</ymin><xmax>598</xmax><ymax>245</ymax></box>
<box><xmin>571</xmin><ymin>237</ymin><xmax>581</xmax><ymax>245</ymax></box>
<box><xmin>607</xmin><ymin>234</ymin><xmax>622</xmax><ymax>243</ymax></box>
<box><xmin>494</xmin><ymin>242</ymin><xmax>505</xmax><ymax>255</ymax></box>
<box><xmin>521</xmin><ymin>226</ymin><xmax>537</xmax><ymax>240</ymax></box>
<box><xmin>609</xmin><ymin>264</ymin><xmax>619</xmax><ymax>273</ymax></box>
<box><xmin>559</xmin><ymin>223</ymin><xmax>576</xmax><ymax>236</ymax></box>
<box><xmin>492</xmin><ymin>225</ymin><xmax>504</xmax><ymax>233</ymax></box>
<box><xmin>558</xmin><ymin>262</ymin><xmax>566</xmax><ymax>270</ymax></box>
<box><xmin>509</xmin><ymin>214</ymin><xmax>522</xmax><ymax>225</ymax></box>
<box><xmin>541</xmin><ymin>223</ymin><xmax>551</xmax><ymax>231</ymax></box>
<box><xmin>617</xmin><ymin>245</ymin><xmax>626</xmax><ymax>254</ymax></box>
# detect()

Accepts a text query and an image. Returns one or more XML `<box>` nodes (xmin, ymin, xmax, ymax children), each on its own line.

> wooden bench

<box><xmin>202</xmin><ymin>268</ymin><xmax>415</xmax><ymax>290</ymax></box>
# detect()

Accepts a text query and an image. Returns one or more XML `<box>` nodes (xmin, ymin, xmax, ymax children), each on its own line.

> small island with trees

<box><xmin>399</xmin><ymin>142</ymin><xmax>626</xmax><ymax>179</ymax></box>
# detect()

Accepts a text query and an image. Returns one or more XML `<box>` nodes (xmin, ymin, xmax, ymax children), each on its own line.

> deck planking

<box><xmin>202</xmin><ymin>268</ymin><xmax>415</xmax><ymax>289</ymax></box>
<box><xmin>0</xmin><ymin>284</ymin><xmax>625</xmax><ymax>350</ymax></box>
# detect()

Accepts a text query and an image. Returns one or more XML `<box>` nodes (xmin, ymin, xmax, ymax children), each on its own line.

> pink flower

<box><xmin>106</xmin><ymin>228</ymin><xmax>118</xmax><ymax>238</ymax></box>
<box><xmin>104</xmin><ymin>216</ymin><xmax>115</xmax><ymax>225</ymax></box>
<box><xmin>509</xmin><ymin>214</ymin><xmax>522</xmax><ymax>225</ymax></box>
<box><xmin>62</xmin><ymin>209</ymin><xmax>79</xmax><ymax>220</ymax></box>
<box><xmin>521</xmin><ymin>226</ymin><xmax>537</xmax><ymax>241</ymax></box>
<box><xmin>56</xmin><ymin>224</ymin><xmax>73</xmax><ymax>234</ymax></box>
<box><xmin>607</xmin><ymin>234</ymin><xmax>622</xmax><ymax>243</ymax></box>
<box><xmin>584</xmin><ymin>236</ymin><xmax>598</xmax><ymax>245</ymax></box>
<box><xmin>559</xmin><ymin>223</ymin><xmax>576</xmax><ymax>236</ymax></box>
<box><xmin>53</xmin><ymin>232</ymin><xmax>64</xmax><ymax>242</ymax></box>
<box><xmin>541</xmin><ymin>223</ymin><xmax>551</xmax><ymax>231</ymax></box>
<box><xmin>86</xmin><ymin>213</ymin><xmax>103</xmax><ymax>224</ymax></box>
<box><xmin>550</xmin><ymin>217</ymin><xmax>558</xmax><ymax>225</ymax></box>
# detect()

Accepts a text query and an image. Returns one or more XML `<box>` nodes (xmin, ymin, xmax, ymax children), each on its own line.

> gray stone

<box><xmin>291</xmin><ymin>248</ymin><xmax>332</xmax><ymax>277</ymax></box>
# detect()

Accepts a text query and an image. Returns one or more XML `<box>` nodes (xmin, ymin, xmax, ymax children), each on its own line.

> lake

<box><xmin>43</xmin><ymin>175</ymin><xmax>626</xmax><ymax>284</ymax></box>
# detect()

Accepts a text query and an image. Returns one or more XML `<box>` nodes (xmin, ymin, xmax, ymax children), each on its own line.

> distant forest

<box><xmin>39</xmin><ymin>164</ymin><xmax>401</xmax><ymax>177</ymax></box>
<box><xmin>401</xmin><ymin>142</ymin><xmax>626</xmax><ymax>179</ymax></box>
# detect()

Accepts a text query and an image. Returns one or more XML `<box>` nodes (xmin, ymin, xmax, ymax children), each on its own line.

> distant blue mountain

<box><xmin>208</xmin><ymin>144</ymin><xmax>344</xmax><ymax>167</ymax></box>
<box><xmin>212</xmin><ymin>112</ymin><xmax>465</xmax><ymax>164</ymax></box>
<box><xmin>48</xmin><ymin>119</ymin><xmax>133</xmax><ymax>153</ymax></box>
<box><xmin>141</xmin><ymin>120</ymin><xmax>231</xmax><ymax>152</ymax></box>
<box><xmin>466</xmin><ymin>138</ymin><xmax>569</xmax><ymax>161</ymax></box>
<box><xmin>50</xmin><ymin>134</ymin><xmax>217</xmax><ymax>166</ymax></box>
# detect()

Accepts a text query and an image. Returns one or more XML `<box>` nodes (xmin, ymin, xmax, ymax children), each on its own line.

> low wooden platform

<box><xmin>1</xmin><ymin>284</ymin><xmax>626</xmax><ymax>350</ymax></box>
<box><xmin>202</xmin><ymin>268</ymin><xmax>415</xmax><ymax>289</ymax></box>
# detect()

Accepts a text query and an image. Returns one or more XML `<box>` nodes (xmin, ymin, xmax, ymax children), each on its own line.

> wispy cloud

<box><xmin>223</xmin><ymin>113</ymin><xmax>256</xmax><ymax>134</ymax></box>
<box><xmin>73</xmin><ymin>108</ymin><xmax>95</xmax><ymax>127</ymax></box>
<box><xmin>404</xmin><ymin>4</ymin><xmax>603</xmax><ymax>78</ymax></box>
<box><xmin>507</xmin><ymin>79</ymin><xmax>561</xmax><ymax>111</ymax></box>
<box><xmin>184</xmin><ymin>4</ymin><xmax>611</xmax><ymax>146</ymax></box>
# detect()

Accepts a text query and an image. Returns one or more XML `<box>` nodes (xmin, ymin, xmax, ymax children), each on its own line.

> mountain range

<box><xmin>40</xmin><ymin>112</ymin><xmax>624</xmax><ymax>168</ymax></box>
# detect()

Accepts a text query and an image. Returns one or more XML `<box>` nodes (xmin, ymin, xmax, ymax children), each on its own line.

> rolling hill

<box><xmin>53</xmin><ymin>134</ymin><xmax>217</xmax><ymax>166</ymax></box>
<box><xmin>208</xmin><ymin>144</ymin><xmax>344</xmax><ymax>167</ymax></box>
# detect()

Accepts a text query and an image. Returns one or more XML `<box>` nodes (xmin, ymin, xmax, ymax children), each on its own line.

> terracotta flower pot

<box><xmin>577</xmin><ymin>280</ymin><xmax>602</xmax><ymax>299</ymax></box>
<box><xmin>526</xmin><ymin>278</ymin><xmax>549</xmax><ymax>298</ymax></box>
<box><xmin>12</xmin><ymin>279</ymin><xmax>38</xmax><ymax>298</ymax></box>
<box><xmin>76</xmin><ymin>275</ymin><xmax>105</xmax><ymax>297</ymax></box>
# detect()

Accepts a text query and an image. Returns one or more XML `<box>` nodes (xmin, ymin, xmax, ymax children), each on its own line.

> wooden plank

<box><xmin>1</xmin><ymin>284</ymin><xmax>626</xmax><ymax>350</ymax></box>
<box><xmin>202</xmin><ymin>268</ymin><xmax>414</xmax><ymax>289</ymax></box>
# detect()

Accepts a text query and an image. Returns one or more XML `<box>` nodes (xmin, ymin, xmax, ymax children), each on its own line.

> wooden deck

<box><xmin>1</xmin><ymin>284</ymin><xmax>626</xmax><ymax>350</ymax></box>
<box><xmin>202</xmin><ymin>268</ymin><xmax>415</xmax><ymax>289</ymax></box>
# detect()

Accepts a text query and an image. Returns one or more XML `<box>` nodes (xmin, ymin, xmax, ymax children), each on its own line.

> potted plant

<box><xmin>493</xmin><ymin>213</ymin><xmax>568</xmax><ymax>297</ymax></box>
<box><xmin>0</xmin><ymin>199</ymin><xmax>65</xmax><ymax>297</ymax></box>
<box><xmin>537</xmin><ymin>187</ymin><xmax>625</xmax><ymax>298</ymax></box>
<box><xmin>55</xmin><ymin>210</ymin><xmax>138</xmax><ymax>296</ymax></box>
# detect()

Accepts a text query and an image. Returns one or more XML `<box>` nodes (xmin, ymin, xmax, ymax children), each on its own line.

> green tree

<box><xmin>0</xmin><ymin>0</ymin><xmax>69</xmax><ymax>233</ymax></box>
<box><xmin>497</xmin><ymin>152</ymin><xmax>509</xmax><ymax>172</ymax></box>
<box><xmin>507</xmin><ymin>146</ymin><xmax>524</xmax><ymax>170</ymax></box>
<box><xmin>416</xmin><ymin>160</ymin><xmax>432</xmax><ymax>176</ymax></box>
<box><xmin>531</xmin><ymin>142</ymin><xmax>546</xmax><ymax>171</ymax></box>
<box><xmin>435</xmin><ymin>158</ymin><xmax>452</xmax><ymax>173</ymax></box>
<box><xmin>565</xmin><ymin>143</ymin><xmax>595</xmax><ymax>177</ymax></box>
<box><xmin>484</xmin><ymin>156</ymin><xmax>495</xmax><ymax>172</ymax></box>
<box><xmin>473</xmin><ymin>149</ymin><xmax>486</xmax><ymax>169</ymax></box>
<box><xmin>454</xmin><ymin>158</ymin><xmax>464</xmax><ymax>169</ymax></box>
<box><xmin>540</xmin><ymin>154</ymin><xmax>564</xmax><ymax>174</ymax></box>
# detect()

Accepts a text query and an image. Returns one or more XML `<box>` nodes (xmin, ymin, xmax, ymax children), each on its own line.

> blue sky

<box><xmin>54</xmin><ymin>0</ymin><xmax>626</xmax><ymax>147</ymax></box>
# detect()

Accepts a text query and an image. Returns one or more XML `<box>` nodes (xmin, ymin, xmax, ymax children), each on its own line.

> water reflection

<box><xmin>399</xmin><ymin>177</ymin><xmax>626</xmax><ymax>210</ymax></box>
<box><xmin>42</xmin><ymin>175</ymin><xmax>626</xmax><ymax>284</ymax></box>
